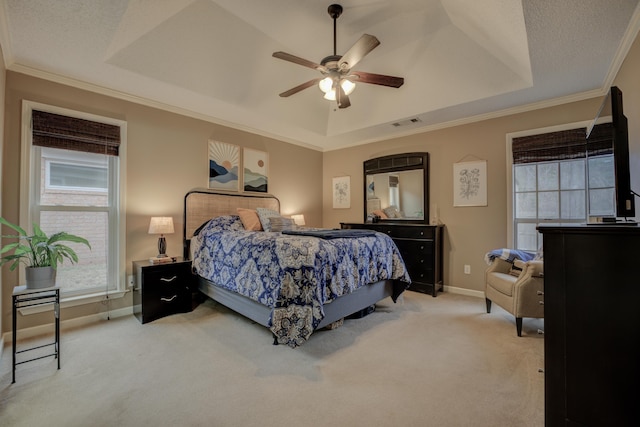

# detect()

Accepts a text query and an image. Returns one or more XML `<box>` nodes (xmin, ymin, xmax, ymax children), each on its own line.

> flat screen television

<box><xmin>587</xmin><ymin>86</ymin><xmax>636</xmax><ymax>221</ymax></box>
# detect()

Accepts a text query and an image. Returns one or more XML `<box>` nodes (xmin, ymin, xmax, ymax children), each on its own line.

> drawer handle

<box><xmin>160</xmin><ymin>276</ymin><xmax>178</xmax><ymax>282</ymax></box>
<box><xmin>161</xmin><ymin>295</ymin><xmax>178</xmax><ymax>302</ymax></box>
<box><xmin>539</xmin><ymin>301</ymin><xmax>544</xmax><ymax>305</ymax></box>
<box><xmin>537</xmin><ymin>290</ymin><xmax>544</xmax><ymax>296</ymax></box>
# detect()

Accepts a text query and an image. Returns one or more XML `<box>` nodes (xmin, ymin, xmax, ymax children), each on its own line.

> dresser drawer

<box><xmin>394</xmin><ymin>239</ymin><xmax>434</xmax><ymax>257</ymax></box>
<box><xmin>406</xmin><ymin>264</ymin><xmax>434</xmax><ymax>284</ymax></box>
<box><xmin>144</xmin><ymin>264</ymin><xmax>192</xmax><ymax>286</ymax></box>
<box><xmin>388</xmin><ymin>226</ymin><xmax>435</xmax><ymax>239</ymax></box>
<box><xmin>141</xmin><ymin>279</ymin><xmax>191</xmax><ymax>321</ymax></box>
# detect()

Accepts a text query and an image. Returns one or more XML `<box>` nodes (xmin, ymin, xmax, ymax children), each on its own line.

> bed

<box><xmin>183</xmin><ymin>189</ymin><xmax>410</xmax><ymax>347</ymax></box>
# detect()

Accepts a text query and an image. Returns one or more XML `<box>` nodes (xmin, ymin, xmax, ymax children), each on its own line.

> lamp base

<box><xmin>157</xmin><ymin>235</ymin><xmax>167</xmax><ymax>258</ymax></box>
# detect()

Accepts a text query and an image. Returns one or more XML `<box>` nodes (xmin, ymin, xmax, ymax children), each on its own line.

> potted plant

<box><xmin>0</xmin><ymin>216</ymin><xmax>91</xmax><ymax>289</ymax></box>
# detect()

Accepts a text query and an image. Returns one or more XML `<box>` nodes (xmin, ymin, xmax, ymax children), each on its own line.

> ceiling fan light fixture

<box><xmin>319</xmin><ymin>76</ymin><xmax>334</xmax><ymax>93</ymax></box>
<box><xmin>273</xmin><ymin>3</ymin><xmax>402</xmax><ymax>108</ymax></box>
<box><xmin>319</xmin><ymin>78</ymin><xmax>356</xmax><ymax>101</ymax></box>
<box><xmin>341</xmin><ymin>79</ymin><xmax>356</xmax><ymax>95</ymax></box>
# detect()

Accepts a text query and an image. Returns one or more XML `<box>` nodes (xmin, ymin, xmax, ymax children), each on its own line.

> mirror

<box><xmin>364</xmin><ymin>153</ymin><xmax>429</xmax><ymax>224</ymax></box>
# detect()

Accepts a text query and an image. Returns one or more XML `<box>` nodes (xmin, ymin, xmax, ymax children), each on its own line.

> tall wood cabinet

<box><xmin>538</xmin><ymin>225</ymin><xmax>640</xmax><ymax>426</ymax></box>
<box><xmin>341</xmin><ymin>222</ymin><xmax>444</xmax><ymax>296</ymax></box>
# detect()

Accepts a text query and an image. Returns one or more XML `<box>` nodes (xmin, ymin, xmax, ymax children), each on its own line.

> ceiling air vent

<box><xmin>391</xmin><ymin>118</ymin><xmax>422</xmax><ymax>127</ymax></box>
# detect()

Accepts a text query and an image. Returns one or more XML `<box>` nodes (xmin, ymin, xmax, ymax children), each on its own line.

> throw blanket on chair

<box><xmin>484</xmin><ymin>248</ymin><xmax>535</xmax><ymax>265</ymax></box>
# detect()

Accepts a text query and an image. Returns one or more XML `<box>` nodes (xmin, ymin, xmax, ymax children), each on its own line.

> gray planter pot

<box><xmin>25</xmin><ymin>266</ymin><xmax>57</xmax><ymax>289</ymax></box>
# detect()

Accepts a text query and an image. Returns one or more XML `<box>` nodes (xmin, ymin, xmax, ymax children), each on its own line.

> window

<box><xmin>46</xmin><ymin>156</ymin><xmax>108</xmax><ymax>192</ymax></box>
<box><xmin>21</xmin><ymin>101</ymin><xmax>126</xmax><ymax>300</ymax></box>
<box><xmin>509</xmin><ymin>122</ymin><xmax>614</xmax><ymax>251</ymax></box>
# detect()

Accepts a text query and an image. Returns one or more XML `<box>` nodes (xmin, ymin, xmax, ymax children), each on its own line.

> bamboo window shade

<box><xmin>32</xmin><ymin>110</ymin><xmax>121</xmax><ymax>156</ymax></box>
<box><xmin>512</xmin><ymin>123</ymin><xmax>613</xmax><ymax>164</ymax></box>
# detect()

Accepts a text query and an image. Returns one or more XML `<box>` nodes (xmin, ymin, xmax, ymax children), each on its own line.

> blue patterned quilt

<box><xmin>191</xmin><ymin>215</ymin><xmax>410</xmax><ymax>347</ymax></box>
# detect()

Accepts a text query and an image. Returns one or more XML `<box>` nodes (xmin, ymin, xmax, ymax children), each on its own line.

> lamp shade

<box><xmin>291</xmin><ymin>214</ymin><xmax>306</xmax><ymax>226</ymax></box>
<box><xmin>148</xmin><ymin>217</ymin><xmax>174</xmax><ymax>235</ymax></box>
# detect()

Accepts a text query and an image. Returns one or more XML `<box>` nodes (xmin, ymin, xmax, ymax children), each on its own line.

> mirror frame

<box><xmin>363</xmin><ymin>152</ymin><xmax>430</xmax><ymax>224</ymax></box>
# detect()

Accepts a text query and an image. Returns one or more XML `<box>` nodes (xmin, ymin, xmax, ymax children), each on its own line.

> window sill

<box><xmin>18</xmin><ymin>289</ymin><xmax>129</xmax><ymax>315</ymax></box>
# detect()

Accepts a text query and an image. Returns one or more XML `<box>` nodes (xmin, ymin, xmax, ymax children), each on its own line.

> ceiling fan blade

<box><xmin>336</xmin><ymin>82</ymin><xmax>351</xmax><ymax>109</ymax></box>
<box><xmin>273</xmin><ymin>51</ymin><xmax>327</xmax><ymax>72</ymax></box>
<box><xmin>278</xmin><ymin>78</ymin><xmax>322</xmax><ymax>97</ymax></box>
<box><xmin>338</xmin><ymin>34</ymin><xmax>380</xmax><ymax>71</ymax></box>
<box><xmin>349</xmin><ymin>71</ymin><xmax>404</xmax><ymax>88</ymax></box>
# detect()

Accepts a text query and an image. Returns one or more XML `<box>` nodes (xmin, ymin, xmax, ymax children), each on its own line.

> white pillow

<box><xmin>256</xmin><ymin>207</ymin><xmax>280</xmax><ymax>232</ymax></box>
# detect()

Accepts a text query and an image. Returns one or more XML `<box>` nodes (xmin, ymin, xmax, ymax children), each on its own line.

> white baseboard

<box><xmin>443</xmin><ymin>285</ymin><xmax>485</xmax><ymax>299</ymax></box>
<box><xmin>2</xmin><ymin>306</ymin><xmax>133</xmax><ymax>344</ymax></box>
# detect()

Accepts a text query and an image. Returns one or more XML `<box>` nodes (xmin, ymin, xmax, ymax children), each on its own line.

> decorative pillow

<box><xmin>237</xmin><ymin>208</ymin><xmax>262</xmax><ymax>231</ymax></box>
<box><xmin>372</xmin><ymin>209</ymin><xmax>388</xmax><ymax>219</ymax></box>
<box><xmin>383</xmin><ymin>206</ymin><xmax>399</xmax><ymax>218</ymax></box>
<box><xmin>256</xmin><ymin>207</ymin><xmax>280</xmax><ymax>232</ymax></box>
<box><xmin>269</xmin><ymin>216</ymin><xmax>295</xmax><ymax>232</ymax></box>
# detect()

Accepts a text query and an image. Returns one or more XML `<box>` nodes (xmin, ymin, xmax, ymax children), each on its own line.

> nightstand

<box><xmin>132</xmin><ymin>257</ymin><xmax>195</xmax><ymax>324</ymax></box>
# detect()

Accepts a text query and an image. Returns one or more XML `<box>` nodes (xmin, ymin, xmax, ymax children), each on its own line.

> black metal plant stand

<box><xmin>12</xmin><ymin>286</ymin><xmax>60</xmax><ymax>383</ymax></box>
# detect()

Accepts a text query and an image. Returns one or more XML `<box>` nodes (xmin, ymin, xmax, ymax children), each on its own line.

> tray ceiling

<box><xmin>1</xmin><ymin>0</ymin><xmax>639</xmax><ymax>151</ymax></box>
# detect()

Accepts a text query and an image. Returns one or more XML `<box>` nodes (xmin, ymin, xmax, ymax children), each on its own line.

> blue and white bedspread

<box><xmin>484</xmin><ymin>248</ymin><xmax>535</xmax><ymax>265</ymax></box>
<box><xmin>191</xmin><ymin>215</ymin><xmax>410</xmax><ymax>347</ymax></box>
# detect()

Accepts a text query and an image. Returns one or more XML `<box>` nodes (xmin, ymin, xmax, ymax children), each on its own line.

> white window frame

<box><xmin>20</xmin><ymin>100</ymin><xmax>127</xmax><ymax>308</ymax></box>
<box><xmin>506</xmin><ymin>118</ymin><xmax>604</xmax><ymax>248</ymax></box>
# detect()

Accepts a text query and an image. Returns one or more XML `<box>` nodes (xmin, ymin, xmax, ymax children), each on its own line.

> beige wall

<box><xmin>1</xmin><ymin>72</ymin><xmax>323</xmax><ymax>333</ymax></box>
<box><xmin>2</xmin><ymin>30</ymin><xmax>640</xmax><ymax>332</ymax></box>
<box><xmin>323</xmin><ymin>31</ymin><xmax>640</xmax><ymax>295</ymax></box>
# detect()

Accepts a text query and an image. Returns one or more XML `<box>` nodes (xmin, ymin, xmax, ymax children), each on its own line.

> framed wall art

<box><xmin>332</xmin><ymin>176</ymin><xmax>351</xmax><ymax>209</ymax></box>
<box><xmin>453</xmin><ymin>160</ymin><xmax>487</xmax><ymax>207</ymax></box>
<box><xmin>208</xmin><ymin>140</ymin><xmax>239</xmax><ymax>191</ymax></box>
<box><xmin>243</xmin><ymin>148</ymin><xmax>268</xmax><ymax>193</ymax></box>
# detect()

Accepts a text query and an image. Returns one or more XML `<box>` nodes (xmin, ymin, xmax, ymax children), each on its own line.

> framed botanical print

<box><xmin>453</xmin><ymin>160</ymin><xmax>487</xmax><ymax>207</ymax></box>
<box><xmin>333</xmin><ymin>176</ymin><xmax>351</xmax><ymax>208</ymax></box>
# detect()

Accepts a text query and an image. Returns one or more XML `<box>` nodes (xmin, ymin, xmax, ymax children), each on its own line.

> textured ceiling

<box><xmin>1</xmin><ymin>0</ymin><xmax>639</xmax><ymax>151</ymax></box>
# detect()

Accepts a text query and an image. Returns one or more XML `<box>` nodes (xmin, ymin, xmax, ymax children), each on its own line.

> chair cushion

<box><xmin>487</xmin><ymin>272</ymin><xmax>517</xmax><ymax>297</ymax></box>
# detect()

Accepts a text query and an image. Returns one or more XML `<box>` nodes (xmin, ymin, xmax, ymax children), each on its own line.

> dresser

<box><xmin>341</xmin><ymin>222</ymin><xmax>444</xmax><ymax>296</ymax></box>
<box><xmin>538</xmin><ymin>225</ymin><xmax>640</xmax><ymax>426</ymax></box>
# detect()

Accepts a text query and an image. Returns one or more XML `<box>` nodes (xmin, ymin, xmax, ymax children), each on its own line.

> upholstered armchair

<box><xmin>485</xmin><ymin>257</ymin><xmax>544</xmax><ymax>336</ymax></box>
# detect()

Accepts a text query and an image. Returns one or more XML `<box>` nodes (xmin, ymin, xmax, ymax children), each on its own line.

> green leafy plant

<box><xmin>0</xmin><ymin>216</ymin><xmax>91</xmax><ymax>271</ymax></box>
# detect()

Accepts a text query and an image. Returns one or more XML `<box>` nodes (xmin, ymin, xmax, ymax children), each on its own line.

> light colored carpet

<box><xmin>0</xmin><ymin>291</ymin><xmax>544</xmax><ymax>427</ymax></box>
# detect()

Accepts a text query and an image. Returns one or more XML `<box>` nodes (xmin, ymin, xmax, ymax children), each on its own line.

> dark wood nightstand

<box><xmin>132</xmin><ymin>257</ymin><xmax>195</xmax><ymax>324</ymax></box>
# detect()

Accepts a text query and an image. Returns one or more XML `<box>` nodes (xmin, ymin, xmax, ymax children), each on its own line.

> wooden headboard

<box><xmin>183</xmin><ymin>189</ymin><xmax>280</xmax><ymax>258</ymax></box>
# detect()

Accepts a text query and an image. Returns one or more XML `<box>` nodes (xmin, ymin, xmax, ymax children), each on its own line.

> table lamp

<box><xmin>148</xmin><ymin>217</ymin><xmax>174</xmax><ymax>257</ymax></box>
<box><xmin>291</xmin><ymin>214</ymin><xmax>306</xmax><ymax>226</ymax></box>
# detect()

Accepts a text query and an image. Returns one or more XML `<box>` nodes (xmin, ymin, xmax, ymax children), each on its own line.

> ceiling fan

<box><xmin>272</xmin><ymin>3</ymin><xmax>404</xmax><ymax>109</ymax></box>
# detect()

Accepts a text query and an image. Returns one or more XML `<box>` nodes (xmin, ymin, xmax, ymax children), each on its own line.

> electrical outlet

<box><xmin>127</xmin><ymin>275</ymin><xmax>135</xmax><ymax>287</ymax></box>
<box><xmin>464</xmin><ymin>265</ymin><xmax>471</xmax><ymax>275</ymax></box>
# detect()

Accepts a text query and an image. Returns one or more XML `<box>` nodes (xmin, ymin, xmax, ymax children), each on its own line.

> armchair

<box><xmin>485</xmin><ymin>257</ymin><xmax>544</xmax><ymax>336</ymax></box>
